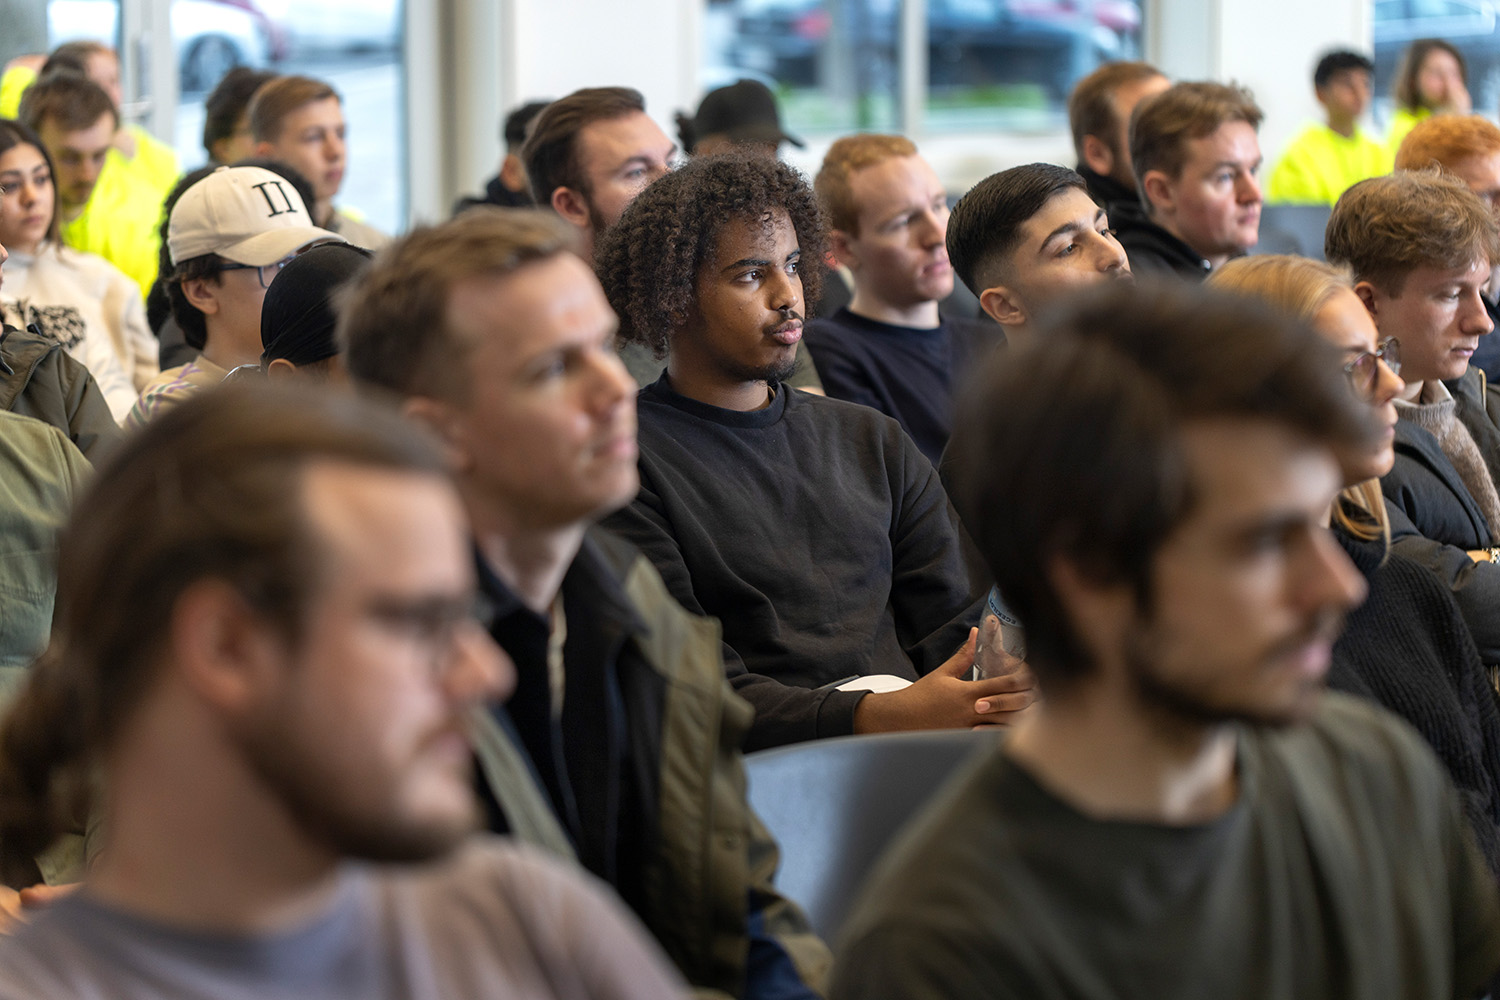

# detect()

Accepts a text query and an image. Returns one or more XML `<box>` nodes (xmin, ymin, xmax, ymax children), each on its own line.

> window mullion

<box><xmin>900</xmin><ymin>0</ymin><xmax>927</xmax><ymax>137</ymax></box>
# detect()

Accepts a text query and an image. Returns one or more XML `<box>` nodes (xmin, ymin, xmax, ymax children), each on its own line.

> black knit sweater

<box><xmin>1330</xmin><ymin>522</ymin><xmax>1500</xmax><ymax>876</ymax></box>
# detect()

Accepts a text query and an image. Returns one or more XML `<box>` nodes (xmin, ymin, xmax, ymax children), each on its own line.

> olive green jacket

<box><xmin>471</xmin><ymin>529</ymin><xmax>830</xmax><ymax>999</ymax></box>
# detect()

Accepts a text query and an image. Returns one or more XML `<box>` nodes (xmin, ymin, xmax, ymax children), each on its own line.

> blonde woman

<box><xmin>1212</xmin><ymin>253</ymin><xmax>1500</xmax><ymax>874</ymax></box>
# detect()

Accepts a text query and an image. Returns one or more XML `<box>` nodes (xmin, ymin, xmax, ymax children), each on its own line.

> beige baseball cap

<box><xmin>167</xmin><ymin>165</ymin><xmax>344</xmax><ymax>267</ymax></box>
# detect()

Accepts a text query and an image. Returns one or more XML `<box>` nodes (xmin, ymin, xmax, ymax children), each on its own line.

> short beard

<box><xmin>721</xmin><ymin>352</ymin><xmax>799</xmax><ymax>388</ymax></box>
<box><xmin>235</xmin><ymin>711</ymin><xmax>477</xmax><ymax>864</ymax></box>
<box><xmin>1121</xmin><ymin>614</ymin><xmax>1333</xmax><ymax>731</ymax></box>
<box><xmin>587</xmin><ymin>199</ymin><xmax>612</xmax><ymax>243</ymax></box>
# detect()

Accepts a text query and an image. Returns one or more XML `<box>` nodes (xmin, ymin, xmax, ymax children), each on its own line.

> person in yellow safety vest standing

<box><xmin>6</xmin><ymin>44</ymin><xmax>179</xmax><ymax>301</ymax></box>
<box><xmin>1266</xmin><ymin>50</ymin><xmax>1392</xmax><ymax>207</ymax></box>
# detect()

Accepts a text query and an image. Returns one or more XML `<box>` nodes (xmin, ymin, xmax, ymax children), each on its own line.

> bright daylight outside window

<box><xmin>44</xmin><ymin>0</ymin><xmax>405</xmax><ymax>234</ymax></box>
<box><xmin>1372</xmin><ymin>0</ymin><xmax>1500</xmax><ymax>122</ymax></box>
<box><xmin>704</xmin><ymin>0</ymin><xmax>1145</xmax><ymax>136</ymax></box>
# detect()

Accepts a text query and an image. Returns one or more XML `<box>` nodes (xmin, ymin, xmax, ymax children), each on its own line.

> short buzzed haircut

<box><xmin>814</xmin><ymin>133</ymin><xmax>919</xmax><ymax>234</ymax></box>
<box><xmin>1326</xmin><ymin>169</ymin><xmax>1500</xmax><ymax>294</ymax></box>
<box><xmin>18</xmin><ymin>71</ymin><xmax>118</xmax><ymax>133</ymax></box>
<box><xmin>1067</xmin><ymin>60</ymin><xmax>1166</xmax><ymax>161</ymax></box>
<box><xmin>1130</xmin><ymin>81</ymin><xmax>1263</xmax><ymax>189</ymax></box>
<box><xmin>1395</xmin><ymin>114</ymin><xmax>1500</xmax><ymax>171</ymax></box>
<box><xmin>948</xmin><ymin>281</ymin><xmax>1374</xmax><ymax>688</ymax></box>
<box><xmin>248</xmin><ymin>75</ymin><xmax>339</xmax><ymax>143</ymax></box>
<box><xmin>1314</xmin><ymin>49</ymin><xmax>1374</xmax><ymax>89</ymax></box>
<box><xmin>945</xmin><ymin>163</ymin><xmax>1090</xmax><ymax>297</ymax></box>
<box><xmin>40</xmin><ymin>40</ymin><xmax>111</xmax><ymax>84</ymax></box>
<box><xmin>521</xmin><ymin>87</ymin><xmax>646</xmax><ymax>206</ymax></box>
<box><xmin>340</xmin><ymin>208</ymin><xmax>579</xmax><ymax>402</ymax></box>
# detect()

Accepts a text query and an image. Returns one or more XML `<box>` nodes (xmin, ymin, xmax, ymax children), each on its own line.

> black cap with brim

<box><xmin>692</xmin><ymin>79</ymin><xmax>804</xmax><ymax>150</ymax></box>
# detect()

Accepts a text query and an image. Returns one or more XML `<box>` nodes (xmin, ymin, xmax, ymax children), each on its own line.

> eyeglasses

<box><xmin>1343</xmin><ymin>338</ymin><xmax>1401</xmax><ymax>401</ymax></box>
<box><xmin>220</xmin><ymin>254</ymin><xmax>298</xmax><ymax>289</ymax></box>
<box><xmin>219</xmin><ymin>241</ymin><xmax>336</xmax><ymax>289</ymax></box>
<box><xmin>366</xmin><ymin>593</ymin><xmax>487</xmax><ymax>679</ymax></box>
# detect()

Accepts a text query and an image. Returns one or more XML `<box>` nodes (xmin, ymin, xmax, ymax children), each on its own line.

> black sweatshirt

<box><xmin>602</xmin><ymin>375</ymin><xmax>982</xmax><ymax>750</ymax></box>
<box><xmin>1329</xmin><ymin>524</ymin><xmax>1500</xmax><ymax>876</ymax></box>
<box><xmin>803</xmin><ymin>307</ymin><xmax>1003</xmax><ymax>466</ymax></box>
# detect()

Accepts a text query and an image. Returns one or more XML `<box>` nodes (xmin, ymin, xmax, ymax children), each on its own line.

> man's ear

<box><xmin>264</xmin><ymin>358</ymin><xmax>297</xmax><ymax>381</ymax></box>
<box><xmin>829</xmin><ymin>228</ymin><xmax>860</xmax><ymax>271</ymax></box>
<box><xmin>551</xmin><ymin>186</ymin><xmax>591</xmax><ymax>230</ymax></box>
<box><xmin>1353</xmin><ymin>280</ymin><xmax>1381</xmax><ymax>318</ymax></box>
<box><xmin>403</xmin><ymin>395</ymin><xmax>472</xmax><ymax>473</ymax></box>
<box><xmin>1080</xmin><ymin>134</ymin><xmax>1115</xmax><ymax>179</ymax></box>
<box><xmin>169</xmin><ymin>578</ymin><xmax>285</xmax><ymax>715</ymax></box>
<box><xmin>1140</xmin><ymin>169</ymin><xmax>1175</xmax><ymax>217</ymax></box>
<box><xmin>499</xmin><ymin>153</ymin><xmax>528</xmax><ymax>194</ymax></box>
<box><xmin>252</xmin><ymin>139</ymin><xmax>274</xmax><ymax>159</ymax></box>
<box><xmin>181</xmin><ymin>277</ymin><xmax>221</xmax><ymax>316</ymax></box>
<box><xmin>979</xmin><ymin>284</ymin><xmax>1026</xmax><ymax>328</ymax></box>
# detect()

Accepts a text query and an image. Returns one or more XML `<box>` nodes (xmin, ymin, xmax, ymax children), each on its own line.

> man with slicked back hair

<box><xmin>0</xmin><ymin>382</ymin><xmax>688</xmax><ymax>999</ymax></box>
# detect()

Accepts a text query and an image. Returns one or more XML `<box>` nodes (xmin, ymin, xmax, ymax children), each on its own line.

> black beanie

<box><xmin>260</xmin><ymin>242</ymin><xmax>375</xmax><ymax>368</ymax></box>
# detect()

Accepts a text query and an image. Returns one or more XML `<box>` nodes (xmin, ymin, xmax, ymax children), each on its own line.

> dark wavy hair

<box><xmin>593</xmin><ymin>152</ymin><xmax>826</xmax><ymax>359</ymax></box>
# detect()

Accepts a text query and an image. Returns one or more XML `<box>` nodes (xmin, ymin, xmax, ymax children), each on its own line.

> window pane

<box><xmin>172</xmin><ymin>0</ymin><xmax>406</xmax><ymax>235</ymax></box>
<box><xmin>706</xmin><ymin>0</ymin><xmax>900</xmax><ymax>134</ymax></box>
<box><xmin>47</xmin><ymin>0</ymin><xmax>121</xmax><ymax>52</ymax></box>
<box><xmin>926</xmin><ymin>0</ymin><xmax>1145</xmax><ymax>133</ymax></box>
<box><xmin>173</xmin><ymin>1</ymin><xmax>272</xmax><ymax>95</ymax></box>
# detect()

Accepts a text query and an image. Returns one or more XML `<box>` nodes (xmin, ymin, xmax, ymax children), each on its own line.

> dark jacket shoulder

<box><xmin>1110</xmin><ymin>202</ymin><xmax>1211</xmax><ymax>280</ymax></box>
<box><xmin>1383</xmin><ymin>413</ymin><xmax>1495</xmax><ymax>549</ymax></box>
<box><xmin>0</xmin><ymin>323</ymin><xmax>122</xmax><ymax>463</ymax></box>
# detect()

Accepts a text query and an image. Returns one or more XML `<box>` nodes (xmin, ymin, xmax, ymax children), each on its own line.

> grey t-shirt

<box><xmin>831</xmin><ymin>694</ymin><xmax>1500</xmax><ymax>1000</ymax></box>
<box><xmin>0</xmin><ymin>837</ymin><xmax>688</xmax><ymax>1000</ymax></box>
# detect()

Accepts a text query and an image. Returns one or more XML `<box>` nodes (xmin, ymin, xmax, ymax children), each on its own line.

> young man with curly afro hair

<box><xmin>594</xmin><ymin>152</ymin><xmax>1037</xmax><ymax>750</ymax></box>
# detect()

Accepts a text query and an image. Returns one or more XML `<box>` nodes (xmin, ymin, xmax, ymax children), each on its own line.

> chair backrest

<box><xmin>745</xmin><ymin>728</ymin><xmax>998</xmax><ymax>942</ymax></box>
<box><xmin>1251</xmin><ymin>203</ymin><xmax>1334</xmax><ymax>261</ymax></box>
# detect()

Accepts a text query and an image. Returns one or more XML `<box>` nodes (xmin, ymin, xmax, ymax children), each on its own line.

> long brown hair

<box><xmin>1394</xmin><ymin>38</ymin><xmax>1467</xmax><ymax>112</ymax></box>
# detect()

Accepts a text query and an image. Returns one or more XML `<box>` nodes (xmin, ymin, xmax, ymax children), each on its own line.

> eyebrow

<box><xmin>720</xmin><ymin>248</ymin><xmax>801</xmax><ymax>273</ymax></box>
<box><xmin>1039</xmin><ymin>209</ymin><xmax>1106</xmax><ymax>250</ymax></box>
<box><xmin>879</xmin><ymin>193</ymin><xmax>945</xmax><ymax>224</ymax></box>
<box><xmin>1229</xmin><ymin>510</ymin><xmax>1310</xmax><ymax>543</ymax></box>
<box><xmin>615</xmin><ymin>146</ymin><xmax>677</xmax><ymax>171</ymax></box>
<box><xmin>1210</xmin><ymin>157</ymin><xmax>1262</xmax><ymax>171</ymax></box>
